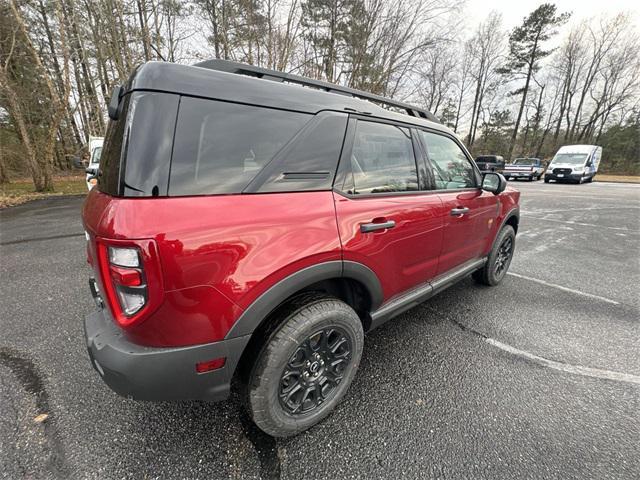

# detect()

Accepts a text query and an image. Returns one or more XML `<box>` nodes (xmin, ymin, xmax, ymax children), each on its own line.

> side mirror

<box><xmin>85</xmin><ymin>166</ymin><xmax>98</xmax><ymax>175</ymax></box>
<box><xmin>482</xmin><ymin>172</ymin><xmax>507</xmax><ymax>195</ymax></box>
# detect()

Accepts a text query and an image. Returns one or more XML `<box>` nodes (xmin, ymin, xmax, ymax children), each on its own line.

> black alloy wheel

<box><xmin>278</xmin><ymin>328</ymin><xmax>352</xmax><ymax>415</ymax></box>
<box><xmin>494</xmin><ymin>235</ymin><xmax>513</xmax><ymax>279</ymax></box>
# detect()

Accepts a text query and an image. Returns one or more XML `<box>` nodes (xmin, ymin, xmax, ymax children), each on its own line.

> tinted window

<box><xmin>170</xmin><ymin>97</ymin><xmax>309</xmax><ymax>195</ymax></box>
<box><xmin>98</xmin><ymin>95</ymin><xmax>131</xmax><ymax>196</ymax></box>
<box><xmin>121</xmin><ymin>92</ymin><xmax>179</xmax><ymax>196</ymax></box>
<box><xmin>419</xmin><ymin>131</ymin><xmax>477</xmax><ymax>189</ymax></box>
<box><xmin>252</xmin><ymin>112</ymin><xmax>348</xmax><ymax>192</ymax></box>
<box><xmin>98</xmin><ymin>92</ymin><xmax>179</xmax><ymax>197</ymax></box>
<box><xmin>349</xmin><ymin>121</ymin><xmax>418</xmax><ymax>194</ymax></box>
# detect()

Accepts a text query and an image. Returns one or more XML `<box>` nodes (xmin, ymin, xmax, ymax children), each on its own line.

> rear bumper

<box><xmin>84</xmin><ymin>308</ymin><xmax>251</xmax><ymax>402</ymax></box>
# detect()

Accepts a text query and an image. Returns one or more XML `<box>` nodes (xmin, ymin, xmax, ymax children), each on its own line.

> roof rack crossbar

<box><xmin>194</xmin><ymin>59</ymin><xmax>439</xmax><ymax>123</ymax></box>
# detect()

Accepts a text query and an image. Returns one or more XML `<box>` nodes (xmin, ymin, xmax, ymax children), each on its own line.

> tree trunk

<box><xmin>0</xmin><ymin>75</ymin><xmax>44</xmax><ymax>191</ymax></box>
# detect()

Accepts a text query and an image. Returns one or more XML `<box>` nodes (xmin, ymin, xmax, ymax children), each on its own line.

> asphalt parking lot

<box><xmin>1</xmin><ymin>180</ymin><xmax>639</xmax><ymax>479</ymax></box>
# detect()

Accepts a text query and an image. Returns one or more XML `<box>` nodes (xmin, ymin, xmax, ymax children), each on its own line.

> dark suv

<box><xmin>83</xmin><ymin>60</ymin><xmax>520</xmax><ymax>437</ymax></box>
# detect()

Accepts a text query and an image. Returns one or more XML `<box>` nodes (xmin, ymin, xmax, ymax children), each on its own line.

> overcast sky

<box><xmin>466</xmin><ymin>0</ymin><xmax>639</xmax><ymax>30</ymax></box>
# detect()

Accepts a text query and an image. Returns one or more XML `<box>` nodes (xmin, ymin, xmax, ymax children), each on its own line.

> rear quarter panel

<box><xmin>83</xmin><ymin>190</ymin><xmax>341</xmax><ymax>346</ymax></box>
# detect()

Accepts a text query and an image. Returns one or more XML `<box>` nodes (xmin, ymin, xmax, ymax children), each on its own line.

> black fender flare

<box><xmin>224</xmin><ymin>260</ymin><xmax>383</xmax><ymax>339</ymax></box>
<box><xmin>489</xmin><ymin>207</ymin><xmax>520</xmax><ymax>253</ymax></box>
<box><xmin>500</xmin><ymin>207</ymin><xmax>520</xmax><ymax>233</ymax></box>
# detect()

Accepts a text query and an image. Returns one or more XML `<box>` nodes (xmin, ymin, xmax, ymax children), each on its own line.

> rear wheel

<box><xmin>247</xmin><ymin>294</ymin><xmax>364</xmax><ymax>437</ymax></box>
<box><xmin>473</xmin><ymin>225</ymin><xmax>515</xmax><ymax>286</ymax></box>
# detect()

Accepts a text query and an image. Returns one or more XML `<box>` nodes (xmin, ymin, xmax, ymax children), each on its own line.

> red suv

<box><xmin>83</xmin><ymin>60</ymin><xmax>520</xmax><ymax>437</ymax></box>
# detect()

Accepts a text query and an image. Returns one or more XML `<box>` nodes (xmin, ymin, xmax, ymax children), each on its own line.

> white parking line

<box><xmin>523</xmin><ymin>215</ymin><xmax>640</xmax><ymax>233</ymax></box>
<box><xmin>485</xmin><ymin>337</ymin><xmax>640</xmax><ymax>385</ymax></box>
<box><xmin>521</xmin><ymin>206</ymin><xmax>640</xmax><ymax>215</ymax></box>
<box><xmin>507</xmin><ymin>272</ymin><xmax>620</xmax><ymax>305</ymax></box>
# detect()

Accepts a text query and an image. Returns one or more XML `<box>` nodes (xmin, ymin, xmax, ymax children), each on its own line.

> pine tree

<box><xmin>499</xmin><ymin>3</ymin><xmax>569</xmax><ymax>160</ymax></box>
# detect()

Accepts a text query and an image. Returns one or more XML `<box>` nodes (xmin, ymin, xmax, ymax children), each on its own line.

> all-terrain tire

<box><xmin>247</xmin><ymin>294</ymin><xmax>364</xmax><ymax>437</ymax></box>
<box><xmin>472</xmin><ymin>225</ymin><xmax>516</xmax><ymax>286</ymax></box>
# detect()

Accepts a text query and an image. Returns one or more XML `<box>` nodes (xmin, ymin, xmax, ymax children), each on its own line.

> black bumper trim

<box><xmin>544</xmin><ymin>172</ymin><xmax>584</xmax><ymax>182</ymax></box>
<box><xmin>84</xmin><ymin>309</ymin><xmax>251</xmax><ymax>402</ymax></box>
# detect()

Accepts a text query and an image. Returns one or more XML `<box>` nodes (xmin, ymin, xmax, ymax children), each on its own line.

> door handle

<box><xmin>360</xmin><ymin>220</ymin><xmax>396</xmax><ymax>233</ymax></box>
<box><xmin>450</xmin><ymin>207</ymin><xmax>470</xmax><ymax>216</ymax></box>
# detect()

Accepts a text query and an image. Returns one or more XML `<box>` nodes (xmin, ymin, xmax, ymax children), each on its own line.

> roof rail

<box><xmin>194</xmin><ymin>59</ymin><xmax>440</xmax><ymax>123</ymax></box>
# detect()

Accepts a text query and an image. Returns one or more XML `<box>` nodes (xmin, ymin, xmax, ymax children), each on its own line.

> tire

<box><xmin>544</xmin><ymin>178</ymin><xmax>550</xmax><ymax>183</ymax></box>
<box><xmin>472</xmin><ymin>225</ymin><xmax>516</xmax><ymax>286</ymax></box>
<box><xmin>247</xmin><ymin>294</ymin><xmax>364</xmax><ymax>437</ymax></box>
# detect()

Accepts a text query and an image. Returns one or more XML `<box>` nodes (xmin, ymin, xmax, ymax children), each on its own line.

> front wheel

<box><xmin>473</xmin><ymin>225</ymin><xmax>516</xmax><ymax>286</ymax></box>
<box><xmin>247</xmin><ymin>294</ymin><xmax>364</xmax><ymax>437</ymax></box>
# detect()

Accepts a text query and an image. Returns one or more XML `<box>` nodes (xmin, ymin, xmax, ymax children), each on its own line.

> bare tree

<box><xmin>466</xmin><ymin>11</ymin><xmax>504</xmax><ymax>146</ymax></box>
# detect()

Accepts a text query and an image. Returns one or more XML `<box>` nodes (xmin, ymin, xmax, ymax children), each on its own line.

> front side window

<box><xmin>349</xmin><ymin>121</ymin><xmax>418</xmax><ymax>194</ymax></box>
<box><xmin>170</xmin><ymin>97</ymin><xmax>310</xmax><ymax>195</ymax></box>
<box><xmin>418</xmin><ymin>131</ymin><xmax>477</xmax><ymax>190</ymax></box>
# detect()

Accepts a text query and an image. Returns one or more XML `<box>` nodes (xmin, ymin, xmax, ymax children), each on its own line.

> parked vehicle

<box><xmin>85</xmin><ymin>136</ymin><xmax>104</xmax><ymax>190</ymax></box>
<box><xmin>544</xmin><ymin>145</ymin><xmax>602</xmax><ymax>184</ymax></box>
<box><xmin>82</xmin><ymin>60</ymin><xmax>520</xmax><ymax>437</ymax></box>
<box><xmin>503</xmin><ymin>158</ymin><xmax>545</xmax><ymax>181</ymax></box>
<box><xmin>475</xmin><ymin>155</ymin><xmax>505</xmax><ymax>173</ymax></box>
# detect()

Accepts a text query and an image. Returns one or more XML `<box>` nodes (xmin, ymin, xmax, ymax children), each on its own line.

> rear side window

<box><xmin>249</xmin><ymin>111</ymin><xmax>348</xmax><ymax>193</ymax></box>
<box><xmin>349</xmin><ymin>121</ymin><xmax>418</xmax><ymax>194</ymax></box>
<box><xmin>170</xmin><ymin>97</ymin><xmax>310</xmax><ymax>195</ymax></box>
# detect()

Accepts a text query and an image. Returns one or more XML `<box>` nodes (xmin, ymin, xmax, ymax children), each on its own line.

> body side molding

<box><xmin>369</xmin><ymin>257</ymin><xmax>486</xmax><ymax>331</ymax></box>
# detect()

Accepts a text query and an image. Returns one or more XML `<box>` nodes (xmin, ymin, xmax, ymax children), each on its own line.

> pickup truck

<box><xmin>503</xmin><ymin>158</ymin><xmax>545</xmax><ymax>182</ymax></box>
<box><xmin>475</xmin><ymin>155</ymin><xmax>505</xmax><ymax>173</ymax></box>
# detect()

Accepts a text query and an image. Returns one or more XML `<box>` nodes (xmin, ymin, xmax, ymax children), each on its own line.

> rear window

<box><xmin>99</xmin><ymin>92</ymin><xmax>179</xmax><ymax>196</ymax></box>
<box><xmin>98</xmin><ymin>95</ymin><xmax>130</xmax><ymax>196</ymax></box>
<box><xmin>169</xmin><ymin>97</ymin><xmax>310</xmax><ymax>195</ymax></box>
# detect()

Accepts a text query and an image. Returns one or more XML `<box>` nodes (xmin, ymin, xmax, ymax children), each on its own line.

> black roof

<box><xmin>125</xmin><ymin>61</ymin><xmax>448</xmax><ymax>133</ymax></box>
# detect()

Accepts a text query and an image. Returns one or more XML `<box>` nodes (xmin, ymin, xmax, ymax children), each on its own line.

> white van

<box><xmin>544</xmin><ymin>145</ymin><xmax>602</xmax><ymax>184</ymax></box>
<box><xmin>86</xmin><ymin>136</ymin><xmax>104</xmax><ymax>190</ymax></box>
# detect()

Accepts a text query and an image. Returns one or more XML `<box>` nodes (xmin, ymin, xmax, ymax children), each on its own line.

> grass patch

<box><xmin>595</xmin><ymin>174</ymin><xmax>640</xmax><ymax>184</ymax></box>
<box><xmin>0</xmin><ymin>175</ymin><xmax>87</xmax><ymax>208</ymax></box>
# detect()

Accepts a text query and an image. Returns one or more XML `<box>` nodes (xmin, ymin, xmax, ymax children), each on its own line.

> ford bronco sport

<box><xmin>83</xmin><ymin>60</ymin><xmax>520</xmax><ymax>437</ymax></box>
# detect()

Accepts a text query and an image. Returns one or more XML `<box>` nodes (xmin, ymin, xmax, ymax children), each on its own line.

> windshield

<box><xmin>89</xmin><ymin>146</ymin><xmax>102</xmax><ymax>165</ymax></box>
<box><xmin>550</xmin><ymin>153</ymin><xmax>587</xmax><ymax>166</ymax></box>
<box><xmin>513</xmin><ymin>158</ymin><xmax>535</xmax><ymax>165</ymax></box>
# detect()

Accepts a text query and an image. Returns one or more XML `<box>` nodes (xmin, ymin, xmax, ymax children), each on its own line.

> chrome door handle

<box><xmin>360</xmin><ymin>220</ymin><xmax>396</xmax><ymax>233</ymax></box>
<box><xmin>450</xmin><ymin>207</ymin><xmax>470</xmax><ymax>216</ymax></box>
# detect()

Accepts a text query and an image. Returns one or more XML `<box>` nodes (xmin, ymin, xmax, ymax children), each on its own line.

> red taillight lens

<box><xmin>96</xmin><ymin>240</ymin><xmax>163</xmax><ymax>328</ymax></box>
<box><xmin>109</xmin><ymin>265</ymin><xmax>142</xmax><ymax>286</ymax></box>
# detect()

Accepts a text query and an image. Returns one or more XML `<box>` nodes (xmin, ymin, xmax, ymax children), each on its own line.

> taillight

<box><xmin>96</xmin><ymin>239</ymin><xmax>163</xmax><ymax>328</ymax></box>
